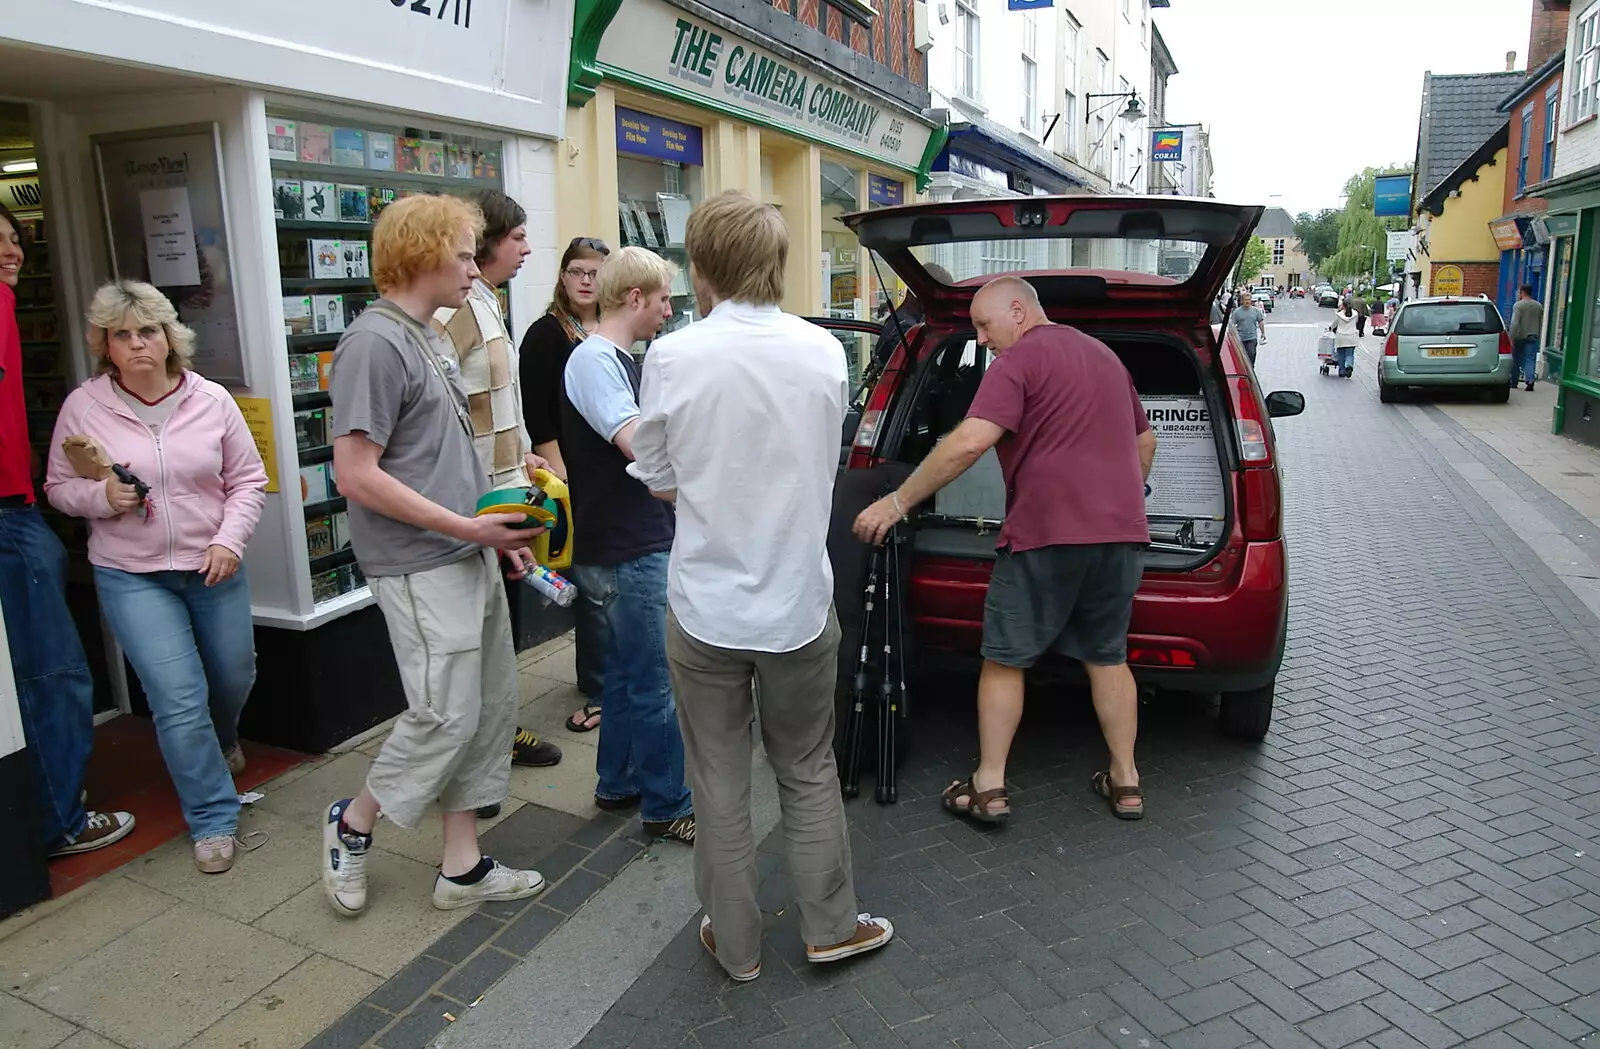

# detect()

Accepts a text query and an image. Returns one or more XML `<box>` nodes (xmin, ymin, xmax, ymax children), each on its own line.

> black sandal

<box><xmin>565</xmin><ymin>704</ymin><xmax>602</xmax><ymax>733</ymax></box>
<box><xmin>1092</xmin><ymin>771</ymin><xmax>1144</xmax><ymax>820</ymax></box>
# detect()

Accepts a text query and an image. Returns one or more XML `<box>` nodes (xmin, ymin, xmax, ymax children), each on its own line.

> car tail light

<box><xmin>1225</xmin><ymin>375</ymin><xmax>1283</xmax><ymax>542</ymax></box>
<box><xmin>1128</xmin><ymin>645</ymin><xmax>1198</xmax><ymax>668</ymax></box>
<box><xmin>852</xmin><ymin>409</ymin><xmax>883</xmax><ymax>453</ymax></box>
<box><xmin>1384</xmin><ymin>332</ymin><xmax>1398</xmax><ymax>357</ymax></box>
<box><xmin>1498</xmin><ymin>332</ymin><xmax>1513</xmax><ymax>356</ymax></box>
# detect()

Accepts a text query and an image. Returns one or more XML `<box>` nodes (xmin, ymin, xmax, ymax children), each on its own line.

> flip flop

<box><xmin>941</xmin><ymin>777</ymin><xmax>1010</xmax><ymax>825</ymax></box>
<box><xmin>1092</xmin><ymin>771</ymin><xmax>1144</xmax><ymax>820</ymax></box>
<box><xmin>565</xmin><ymin>704</ymin><xmax>602</xmax><ymax>733</ymax></box>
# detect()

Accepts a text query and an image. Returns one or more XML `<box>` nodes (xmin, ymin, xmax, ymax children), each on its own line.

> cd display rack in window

<box><xmin>266</xmin><ymin>111</ymin><xmax>506</xmax><ymax>608</ymax></box>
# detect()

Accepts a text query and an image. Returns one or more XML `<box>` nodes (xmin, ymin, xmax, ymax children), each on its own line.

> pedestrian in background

<box><xmin>521</xmin><ymin>236</ymin><xmax>611</xmax><ymax>734</ymax></box>
<box><xmin>1330</xmin><ymin>298</ymin><xmax>1360</xmax><ymax>378</ymax></box>
<box><xmin>432</xmin><ymin>190</ymin><xmax>562</xmax><ymax>792</ymax></box>
<box><xmin>1509</xmin><ymin>284</ymin><xmax>1543</xmax><ymax>392</ymax></box>
<box><xmin>322</xmin><ymin>194</ymin><xmax>549</xmax><ymax>918</ymax></box>
<box><xmin>562</xmin><ymin>246</ymin><xmax>695</xmax><ymax>846</ymax></box>
<box><xmin>1230</xmin><ymin>289</ymin><xmax>1265</xmax><ymax>364</ymax></box>
<box><xmin>0</xmin><ymin>202</ymin><xmax>134</xmax><ymax>859</ymax></box>
<box><xmin>855</xmin><ymin>276</ymin><xmax>1156</xmax><ymax>825</ymax></box>
<box><xmin>47</xmin><ymin>280</ymin><xmax>267</xmax><ymax>873</ymax></box>
<box><xmin>630</xmin><ymin>191</ymin><xmax>894</xmax><ymax>981</ymax></box>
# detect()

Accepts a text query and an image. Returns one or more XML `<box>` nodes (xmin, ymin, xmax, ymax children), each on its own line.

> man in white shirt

<box><xmin>629</xmin><ymin>191</ymin><xmax>894</xmax><ymax>982</ymax></box>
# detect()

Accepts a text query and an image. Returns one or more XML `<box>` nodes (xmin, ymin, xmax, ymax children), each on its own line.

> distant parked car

<box><xmin>1316</xmin><ymin>287</ymin><xmax>1340</xmax><ymax>307</ymax></box>
<box><xmin>1252</xmin><ymin>288</ymin><xmax>1274</xmax><ymax>313</ymax></box>
<box><xmin>1291</xmin><ymin>286</ymin><xmax>1306</xmax><ymax>298</ymax></box>
<box><xmin>1377</xmin><ymin>297</ymin><xmax>1513</xmax><ymax>404</ymax></box>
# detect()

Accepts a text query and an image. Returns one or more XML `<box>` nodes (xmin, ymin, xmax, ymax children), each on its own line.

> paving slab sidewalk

<box><xmin>0</xmin><ymin>634</ymin><xmax>622</xmax><ymax>1049</ymax></box>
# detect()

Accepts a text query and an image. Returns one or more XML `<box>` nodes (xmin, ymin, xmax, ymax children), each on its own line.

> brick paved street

<box><xmin>569</xmin><ymin>302</ymin><xmax>1600</xmax><ymax>1049</ymax></box>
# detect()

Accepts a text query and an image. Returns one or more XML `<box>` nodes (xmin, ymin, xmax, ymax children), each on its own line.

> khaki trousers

<box><xmin>364</xmin><ymin>549</ymin><xmax>517</xmax><ymax>829</ymax></box>
<box><xmin>665</xmin><ymin>607</ymin><xmax>857</xmax><ymax>973</ymax></box>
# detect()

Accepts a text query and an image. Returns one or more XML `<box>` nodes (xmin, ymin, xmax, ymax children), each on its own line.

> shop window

<box><xmin>614</xmin><ymin>107</ymin><xmax>705</xmax><ymax>339</ymax></box>
<box><xmin>822</xmin><ymin>160</ymin><xmax>862</xmax><ymax>322</ymax></box>
<box><xmin>266</xmin><ymin>109</ymin><xmax>506</xmax><ymax>607</ymax></box>
<box><xmin>1548</xmin><ymin>236</ymin><xmax>1573</xmax><ymax>372</ymax></box>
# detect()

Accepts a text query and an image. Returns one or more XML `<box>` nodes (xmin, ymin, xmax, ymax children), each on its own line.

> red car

<box><xmin>831</xmin><ymin>196</ymin><xmax>1305</xmax><ymax>740</ymax></box>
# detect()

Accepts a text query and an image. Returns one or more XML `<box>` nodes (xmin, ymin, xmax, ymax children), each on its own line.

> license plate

<box><xmin>1425</xmin><ymin>346</ymin><xmax>1471</xmax><ymax>357</ymax></box>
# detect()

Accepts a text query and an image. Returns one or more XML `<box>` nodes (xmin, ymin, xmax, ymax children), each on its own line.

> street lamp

<box><xmin>1085</xmin><ymin>91</ymin><xmax>1145</xmax><ymax>125</ymax></box>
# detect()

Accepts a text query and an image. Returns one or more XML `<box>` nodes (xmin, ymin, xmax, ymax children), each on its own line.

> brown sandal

<box><xmin>942</xmin><ymin>778</ymin><xmax>1010</xmax><ymax>825</ymax></box>
<box><xmin>1092</xmin><ymin>771</ymin><xmax>1144</xmax><ymax>820</ymax></box>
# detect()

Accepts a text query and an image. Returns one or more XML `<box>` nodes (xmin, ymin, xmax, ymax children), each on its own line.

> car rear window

<box><xmin>1395</xmin><ymin>303</ymin><xmax>1504</xmax><ymax>336</ymax></box>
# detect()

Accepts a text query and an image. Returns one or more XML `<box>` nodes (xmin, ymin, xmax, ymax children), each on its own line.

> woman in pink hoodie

<box><xmin>45</xmin><ymin>280</ymin><xmax>267</xmax><ymax>874</ymax></box>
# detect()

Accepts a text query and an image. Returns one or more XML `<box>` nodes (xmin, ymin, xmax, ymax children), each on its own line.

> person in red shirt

<box><xmin>855</xmin><ymin>275</ymin><xmax>1156</xmax><ymax>825</ymax></box>
<box><xmin>0</xmin><ymin>202</ymin><xmax>135</xmax><ymax>858</ymax></box>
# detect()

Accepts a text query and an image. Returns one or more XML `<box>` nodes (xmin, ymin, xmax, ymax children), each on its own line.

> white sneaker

<box><xmin>431</xmin><ymin>858</ymin><xmax>545</xmax><ymax>911</ymax></box>
<box><xmin>194</xmin><ymin>835</ymin><xmax>235</xmax><ymax>874</ymax></box>
<box><xmin>322</xmin><ymin>799</ymin><xmax>372</xmax><ymax>917</ymax></box>
<box><xmin>806</xmin><ymin>914</ymin><xmax>895</xmax><ymax>964</ymax></box>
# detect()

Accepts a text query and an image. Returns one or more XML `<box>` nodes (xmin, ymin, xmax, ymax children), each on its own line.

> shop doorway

<box><xmin>0</xmin><ymin>99</ymin><xmax>124</xmax><ymax>721</ymax></box>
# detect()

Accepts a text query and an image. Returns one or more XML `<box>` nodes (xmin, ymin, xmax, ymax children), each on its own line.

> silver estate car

<box><xmin>1377</xmin><ymin>296</ymin><xmax>1514</xmax><ymax>404</ymax></box>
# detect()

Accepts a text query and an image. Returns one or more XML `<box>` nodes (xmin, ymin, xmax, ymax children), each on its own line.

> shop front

<box><xmin>1539</xmin><ymin>167</ymin><xmax>1600</xmax><ymax>447</ymax></box>
<box><xmin>1491</xmin><ymin>215</ymin><xmax>1546</xmax><ymax>324</ymax></box>
<box><xmin>562</xmin><ymin>0</ymin><xmax>945</xmax><ymax>381</ymax></box>
<box><xmin>1537</xmin><ymin>212</ymin><xmax>1578</xmax><ymax>380</ymax></box>
<box><xmin>0</xmin><ymin>0</ymin><xmax>571</xmax><ymax>911</ymax></box>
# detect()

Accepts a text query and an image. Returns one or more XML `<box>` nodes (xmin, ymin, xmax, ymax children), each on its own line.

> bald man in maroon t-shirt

<box><xmin>855</xmin><ymin>276</ymin><xmax>1156</xmax><ymax>826</ymax></box>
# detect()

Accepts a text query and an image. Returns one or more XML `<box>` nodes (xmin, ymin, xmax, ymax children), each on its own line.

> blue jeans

<box><xmin>571</xmin><ymin>553</ymin><xmax>691</xmax><ymax>823</ymax></box>
<box><xmin>1335</xmin><ymin>346</ymin><xmax>1355</xmax><ymax>373</ymax></box>
<box><xmin>0</xmin><ymin>506</ymin><xmax>94</xmax><ymax>849</ymax></box>
<box><xmin>1513</xmin><ymin>337</ymin><xmax>1539</xmax><ymax>384</ymax></box>
<box><xmin>94</xmin><ymin>566</ymin><xmax>256</xmax><ymax>840</ymax></box>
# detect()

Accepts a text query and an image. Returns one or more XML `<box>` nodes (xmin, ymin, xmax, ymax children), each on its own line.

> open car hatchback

<box><xmin>837</xmin><ymin>196</ymin><xmax>1306</xmax><ymax>740</ymax></box>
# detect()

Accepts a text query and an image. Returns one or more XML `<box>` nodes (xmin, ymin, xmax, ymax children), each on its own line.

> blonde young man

<box><xmin>561</xmin><ymin>246</ymin><xmax>694</xmax><ymax>845</ymax></box>
<box><xmin>629</xmin><ymin>192</ymin><xmax>894</xmax><ymax>981</ymax></box>
<box><xmin>431</xmin><ymin>189</ymin><xmax>561</xmax><ymax>788</ymax></box>
<box><xmin>322</xmin><ymin>195</ymin><xmax>549</xmax><ymax>916</ymax></box>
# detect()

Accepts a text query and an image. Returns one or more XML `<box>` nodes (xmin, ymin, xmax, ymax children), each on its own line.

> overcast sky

<box><xmin>1153</xmin><ymin>0</ymin><xmax>1535</xmax><ymax>217</ymax></box>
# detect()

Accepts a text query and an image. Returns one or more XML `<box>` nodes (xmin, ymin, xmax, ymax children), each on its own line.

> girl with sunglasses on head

<box><xmin>520</xmin><ymin>236</ymin><xmax>609</xmax><ymax>733</ymax></box>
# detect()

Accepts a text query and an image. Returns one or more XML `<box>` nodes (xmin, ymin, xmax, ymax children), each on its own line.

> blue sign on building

<box><xmin>1007</xmin><ymin>0</ymin><xmax>1052</xmax><ymax>8</ymax></box>
<box><xmin>1151</xmin><ymin>128</ymin><xmax>1183</xmax><ymax>162</ymax></box>
<box><xmin>615</xmin><ymin>106</ymin><xmax>704</xmax><ymax>166</ymax></box>
<box><xmin>868</xmin><ymin>174</ymin><xmax>904</xmax><ymax>207</ymax></box>
<box><xmin>1373</xmin><ymin>174</ymin><xmax>1412</xmax><ymax>218</ymax></box>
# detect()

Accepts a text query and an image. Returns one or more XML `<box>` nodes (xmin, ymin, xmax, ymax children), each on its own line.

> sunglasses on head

<box><xmin>568</xmin><ymin>237</ymin><xmax>610</xmax><ymax>255</ymax></box>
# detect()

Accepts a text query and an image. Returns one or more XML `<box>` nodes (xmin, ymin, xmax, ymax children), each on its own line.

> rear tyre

<box><xmin>1378</xmin><ymin>379</ymin><xmax>1398</xmax><ymax>403</ymax></box>
<box><xmin>1219</xmin><ymin>681</ymin><xmax>1274</xmax><ymax>741</ymax></box>
<box><xmin>1488</xmin><ymin>384</ymin><xmax>1511</xmax><ymax>404</ymax></box>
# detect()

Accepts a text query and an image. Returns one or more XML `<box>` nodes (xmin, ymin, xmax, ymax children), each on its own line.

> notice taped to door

<box><xmin>1140</xmin><ymin>396</ymin><xmax>1225</xmax><ymax>545</ymax></box>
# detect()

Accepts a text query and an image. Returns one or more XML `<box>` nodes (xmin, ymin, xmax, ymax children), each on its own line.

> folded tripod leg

<box><xmin>842</xmin><ymin>546</ymin><xmax>881</xmax><ymax>798</ymax></box>
<box><xmin>876</xmin><ymin>528</ymin><xmax>899</xmax><ymax>804</ymax></box>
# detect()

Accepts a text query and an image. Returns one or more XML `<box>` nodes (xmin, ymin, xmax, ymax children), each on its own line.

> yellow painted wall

<box><xmin>1420</xmin><ymin>147</ymin><xmax>1508</xmax><ymax>272</ymax></box>
<box><xmin>555</xmin><ymin>83</ymin><xmax>917</xmax><ymax>331</ymax></box>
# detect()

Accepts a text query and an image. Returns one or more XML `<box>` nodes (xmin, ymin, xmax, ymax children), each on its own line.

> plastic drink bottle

<box><xmin>524</xmin><ymin>565</ymin><xmax>578</xmax><ymax>607</ymax></box>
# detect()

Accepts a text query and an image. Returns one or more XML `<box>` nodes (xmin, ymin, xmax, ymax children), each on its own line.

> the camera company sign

<box><xmin>597</xmin><ymin>0</ymin><xmax>933</xmax><ymax>171</ymax></box>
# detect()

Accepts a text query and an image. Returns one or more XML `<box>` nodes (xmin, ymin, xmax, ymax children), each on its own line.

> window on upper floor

<box><xmin>1519</xmin><ymin>103</ymin><xmax>1533</xmax><ymax>193</ymax></box>
<box><xmin>1022</xmin><ymin>57</ymin><xmax>1038</xmax><ymax>133</ymax></box>
<box><xmin>1122</xmin><ymin>0</ymin><xmax>1131</xmax><ymax>20</ymax></box>
<box><xmin>1062</xmin><ymin>13</ymin><xmax>1081</xmax><ymax>157</ymax></box>
<box><xmin>955</xmin><ymin>0</ymin><xmax>980</xmax><ymax>102</ymax></box>
<box><xmin>1097</xmin><ymin>49</ymin><xmax>1109</xmax><ymax>93</ymax></box>
<box><xmin>1273</xmin><ymin>239</ymin><xmax>1286</xmax><ymax>265</ymax></box>
<box><xmin>1570</xmin><ymin>3</ymin><xmax>1600</xmax><ymax>125</ymax></box>
<box><xmin>1116</xmin><ymin>132</ymin><xmax>1127</xmax><ymax>185</ymax></box>
<box><xmin>1546</xmin><ymin>83</ymin><xmax>1561</xmax><ymax>180</ymax></box>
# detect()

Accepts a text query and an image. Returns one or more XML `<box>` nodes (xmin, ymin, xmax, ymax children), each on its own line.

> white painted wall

<box><xmin>924</xmin><ymin>0</ymin><xmax>1063</xmax><ymax>147</ymax></box>
<box><xmin>1053</xmin><ymin>0</ymin><xmax>1152</xmax><ymax>190</ymax></box>
<box><xmin>1556</xmin><ymin>1</ymin><xmax>1600</xmax><ymax>180</ymax></box>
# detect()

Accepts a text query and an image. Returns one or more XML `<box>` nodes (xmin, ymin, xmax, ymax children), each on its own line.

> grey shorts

<box><xmin>981</xmin><ymin>543</ymin><xmax>1145</xmax><ymax>669</ymax></box>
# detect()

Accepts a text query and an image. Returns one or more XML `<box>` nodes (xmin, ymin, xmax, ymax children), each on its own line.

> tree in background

<box><xmin>1294</xmin><ymin>209</ymin><xmax>1341</xmax><ymax>269</ymax></box>
<box><xmin>1319</xmin><ymin>167</ymin><xmax>1409</xmax><ymax>284</ymax></box>
<box><xmin>1237</xmin><ymin>236</ymin><xmax>1270</xmax><ymax>285</ymax></box>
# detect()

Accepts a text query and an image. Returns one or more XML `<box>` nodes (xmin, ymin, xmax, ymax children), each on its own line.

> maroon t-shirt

<box><xmin>965</xmin><ymin>323</ymin><xmax>1150</xmax><ymax>551</ymax></box>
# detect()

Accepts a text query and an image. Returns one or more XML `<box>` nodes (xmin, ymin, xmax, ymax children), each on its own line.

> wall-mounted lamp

<box><xmin>2</xmin><ymin>159</ymin><xmax>38</xmax><ymax>174</ymax></box>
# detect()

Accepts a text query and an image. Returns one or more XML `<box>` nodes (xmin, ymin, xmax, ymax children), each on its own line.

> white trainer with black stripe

<box><xmin>432</xmin><ymin>858</ymin><xmax>545</xmax><ymax>911</ymax></box>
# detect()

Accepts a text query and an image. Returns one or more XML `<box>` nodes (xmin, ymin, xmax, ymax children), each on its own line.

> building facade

<box><xmin>1252</xmin><ymin>207</ymin><xmax>1312</xmax><ymax>289</ymax></box>
<box><xmin>0</xmin><ymin>0</ymin><xmax>577</xmax><ymax>915</ymax></box>
<box><xmin>1407</xmin><ymin>69</ymin><xmax>1525</xmax><ymax>299</ymax></box>
<box><xmin>562</xmin><ymin>0</ymin><xmax>943</xmax><ymax>365</ymax></box>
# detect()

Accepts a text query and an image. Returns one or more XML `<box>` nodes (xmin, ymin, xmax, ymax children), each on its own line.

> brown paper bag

<box><xmin>62</xmin><ymin>435</ymin><xmax>114</xmax><ymax>481</ymax></box>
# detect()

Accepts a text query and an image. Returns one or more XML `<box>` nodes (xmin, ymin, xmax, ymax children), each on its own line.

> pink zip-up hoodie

<box><xmin>44</xmin><ymin>372</ymin><xmax>268</xmax><ymax>572</ymax></box>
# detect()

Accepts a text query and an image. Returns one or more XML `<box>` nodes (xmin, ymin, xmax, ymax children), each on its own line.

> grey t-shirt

<box><xmin>329</xmin><ymin>300</ymin><xmax>487</xmax><ymax>576</ymax></box>
<box><xmin>1233</xmin><ymin>305</ymin><xmax>1264</xmax><ymax>341</ymax></box>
